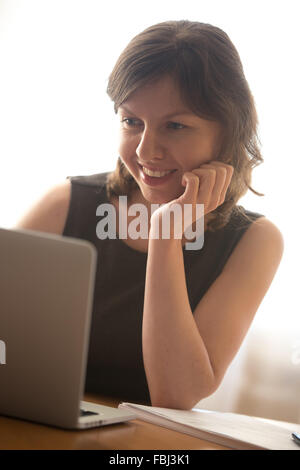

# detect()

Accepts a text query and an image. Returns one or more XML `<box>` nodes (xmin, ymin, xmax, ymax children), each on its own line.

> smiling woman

<box><xmin>15</xmin><ymin>19</ymin><xmax>284</xmax><ymax>409</ymax></box>
<box><xmin>106</xmin><ymin>20</ymin><xmax>264</xmax><ymax>233</ymax></box>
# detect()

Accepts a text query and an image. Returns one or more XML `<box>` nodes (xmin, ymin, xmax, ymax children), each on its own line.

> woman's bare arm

<box><xmin>142</xmin><ymin>217</ymin><xmax>284</xmax><ymax>410</ymax></box>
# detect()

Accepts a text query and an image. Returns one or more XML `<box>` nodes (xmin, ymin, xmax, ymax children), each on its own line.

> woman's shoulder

<box><xmin>223</xmin><ymin>213</ymin><xmax>284</xmax><ymax>276</ymax></box>
<box><xmin>15</xmin><ymin>171</ymin><xmax>113</xmax><ymax>235</ymax></box>
<box><xmin>229</xmin><ymin>205</ymin><xmax>284</xmax><ymax>256</ymax></box>
<box><xmin>15</xmin><ymin>179</ymin><xmax>72</xmax><ymax>235</ymax></box>
<box><xmin>243</xmin><ymin>215</ymin><xmax>284</xmax><ymax>249</ymax></box>
<box><xmin>15</xmin><ymin>171</ymin><xmax>114</xmax><ymax>236</ymax></box>
<box><xmin>230</xmin><ymin>204</ymin><xmax>283</xmax><ymax>239</ymax></box>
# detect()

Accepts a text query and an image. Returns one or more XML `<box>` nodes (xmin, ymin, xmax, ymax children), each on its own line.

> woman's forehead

<box><xmin>120</xmin><ymin>75</ymin><xmax>194</xmax><ymax>116</ymax></box>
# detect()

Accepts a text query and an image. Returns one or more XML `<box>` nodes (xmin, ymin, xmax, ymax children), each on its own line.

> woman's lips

<box><xmin>138</xmin><ymin>164</ymin><xmax>177</xmax><ymax>186</ymax></box>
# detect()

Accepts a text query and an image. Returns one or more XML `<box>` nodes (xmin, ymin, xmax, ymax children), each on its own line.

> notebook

<box><xmin>0</xmin><ymin>227</ymin><xmax>136</xmax><ymax>429</ymax></box>
<box><xmin>118</xmin><ymin>402</ymin><xmax>300</xmax><ymax>450</ymax></box>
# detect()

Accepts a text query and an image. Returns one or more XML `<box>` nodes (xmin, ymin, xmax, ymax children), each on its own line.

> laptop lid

<box><xmin>0</xmin><ymin>227</ymin><xmax>97</xmax><ymax>428</ymax></box>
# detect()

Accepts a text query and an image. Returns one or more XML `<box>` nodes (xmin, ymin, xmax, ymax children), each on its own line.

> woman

<box><xmin>16</xmin><ymin>20</ymin><xmax>284</xmax><ymax>409</ymax></box>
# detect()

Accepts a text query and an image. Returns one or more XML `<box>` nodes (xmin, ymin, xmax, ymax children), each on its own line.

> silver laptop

<box><xmin>0</xmin><ymin>227</ymin><xmax>136</xmax><ymax>429</ymax></box>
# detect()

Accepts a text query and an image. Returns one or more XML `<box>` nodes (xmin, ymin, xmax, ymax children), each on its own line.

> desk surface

<box><xmin>0</xmin><ymin>394</ymin><xmax>229</xmax><ymax>450</ymax></box>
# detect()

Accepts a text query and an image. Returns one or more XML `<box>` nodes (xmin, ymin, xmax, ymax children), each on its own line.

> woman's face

<box><xmin>117</xmin><ymin>74</ymin><xmax>223</xmax><ymax>205</ymax></box>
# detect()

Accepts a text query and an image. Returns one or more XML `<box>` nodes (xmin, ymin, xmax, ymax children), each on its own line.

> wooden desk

<box><xmin>0</xmin><ymin>394</ymin><xmax>230</xmax><ymax>450</ymax></box>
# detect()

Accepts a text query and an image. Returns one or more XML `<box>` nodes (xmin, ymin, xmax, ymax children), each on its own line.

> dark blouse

<box><xmin>62</xmin><ymin>171</ymin><xmax>264</xmax><ymax>404</ymax></box>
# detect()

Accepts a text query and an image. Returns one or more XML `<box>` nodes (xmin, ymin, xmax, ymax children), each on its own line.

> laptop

<box><xmin>0</xmin><ymin>227</ymin><xmax>136</xmax><ymax>429</ymax></box>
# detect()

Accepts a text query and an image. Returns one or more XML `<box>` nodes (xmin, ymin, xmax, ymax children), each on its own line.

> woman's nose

<box><xmin>136</xmin><ymin>128</ymin><xmax>164</xmax><ymax>162</ymax></box>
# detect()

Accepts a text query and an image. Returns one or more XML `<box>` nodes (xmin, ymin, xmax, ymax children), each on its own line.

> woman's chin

<box><xmin>140</xmin><ymin>188</ymin><xmax>184</xmax><ymax>206</ymax></box>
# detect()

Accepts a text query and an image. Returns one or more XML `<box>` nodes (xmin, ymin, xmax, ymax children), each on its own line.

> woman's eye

<box><xmin>167</xmin><ymin>122</ymin><xmax>185</xmax><ymax>130</ymax></box>
<box><xmin>120</xmin><ymin>118</ymin><xmax>186</xmax><ymax>130</ymax></box>
<box><xmin>120</xmin><ymin>118</ymin><xmax>140</xmax><ymax>127</ymax></box>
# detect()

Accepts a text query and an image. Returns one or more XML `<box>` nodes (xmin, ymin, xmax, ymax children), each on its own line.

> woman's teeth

<box><xmin>142</xmin><ymin>166</ymin><xmax>175</xmax><ymax>178</ymax></box>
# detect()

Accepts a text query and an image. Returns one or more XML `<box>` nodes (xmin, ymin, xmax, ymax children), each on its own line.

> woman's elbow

<box><xmin>151</xmin><ymin>386</ymin><xmax>217</xmax><ymax>411</ymax></box>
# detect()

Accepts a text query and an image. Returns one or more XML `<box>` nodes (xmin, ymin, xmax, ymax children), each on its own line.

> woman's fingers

<box><xmin>190</xmin><ymin>161</ymin><xmax>234</xmax><ymax>213</ymax></box>
<box><xmin>181</xmin><ymin>172</ymin><xmax>200</xmax><ymax>201</ymax></box>
<box><xmin>205</xmin><ymin>161</ymin><xmax>234</xmax><ymax>204</ymax></box>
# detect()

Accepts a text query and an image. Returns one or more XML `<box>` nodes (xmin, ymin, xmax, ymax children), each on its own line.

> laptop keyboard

<box><xmin>80</xmin><ymin>408</ymin><xmax>99</xmax><ymax>417</ymax></box>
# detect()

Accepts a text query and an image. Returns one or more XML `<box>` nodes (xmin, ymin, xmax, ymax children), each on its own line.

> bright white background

<box><xmin>0</xmin><ymin>0</ymin><xmax>299</xmax><ymax>422</ymax></box>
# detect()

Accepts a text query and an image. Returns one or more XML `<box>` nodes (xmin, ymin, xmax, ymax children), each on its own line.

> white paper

<box><xmin>119</xmin><ymin>403</ymin><xmax>300</xmax><ymax>450</ymax></box>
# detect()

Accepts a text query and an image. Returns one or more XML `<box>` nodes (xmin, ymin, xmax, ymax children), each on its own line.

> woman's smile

<box><xmin>138</xmin><ymin>163</ymin><xmax>177</xmax><ymax>186</ymax></box>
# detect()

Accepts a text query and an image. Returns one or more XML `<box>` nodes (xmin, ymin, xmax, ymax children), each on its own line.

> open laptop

<box><xmin>0</xmin><ymin>227</ymin><xmax>136</xmax><ymax>429</ymax></box>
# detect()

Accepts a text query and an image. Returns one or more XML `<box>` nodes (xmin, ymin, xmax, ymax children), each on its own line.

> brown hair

<box><xmin>106</xmin><ymin>20</ymin><xmax>264</xmax><ymax>231</ymax></box>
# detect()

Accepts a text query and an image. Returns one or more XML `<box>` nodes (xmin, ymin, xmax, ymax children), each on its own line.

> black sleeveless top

<box><xmin>63</xmin><ymin>172</ymin><xmax>264</xmax><ymax>404</ymax></box>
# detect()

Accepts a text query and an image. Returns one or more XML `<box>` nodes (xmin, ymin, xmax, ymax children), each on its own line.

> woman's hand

<box><xmin>149</xmin><ymin>161</ymin><xmax>234</xmax><ymax>240</ymax></box>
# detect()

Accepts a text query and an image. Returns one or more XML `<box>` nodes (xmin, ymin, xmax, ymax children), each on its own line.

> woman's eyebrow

<box><xmin>118</xmin><ymin>105</ymin><xmax>195</xmax><ymax>119</ymax></box>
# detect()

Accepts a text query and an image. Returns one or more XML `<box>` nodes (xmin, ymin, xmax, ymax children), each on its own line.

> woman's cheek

<box><xmin>118</xmin><ymin>135</ymin><xmax>136</xmax><ymax>160</ymax></box>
